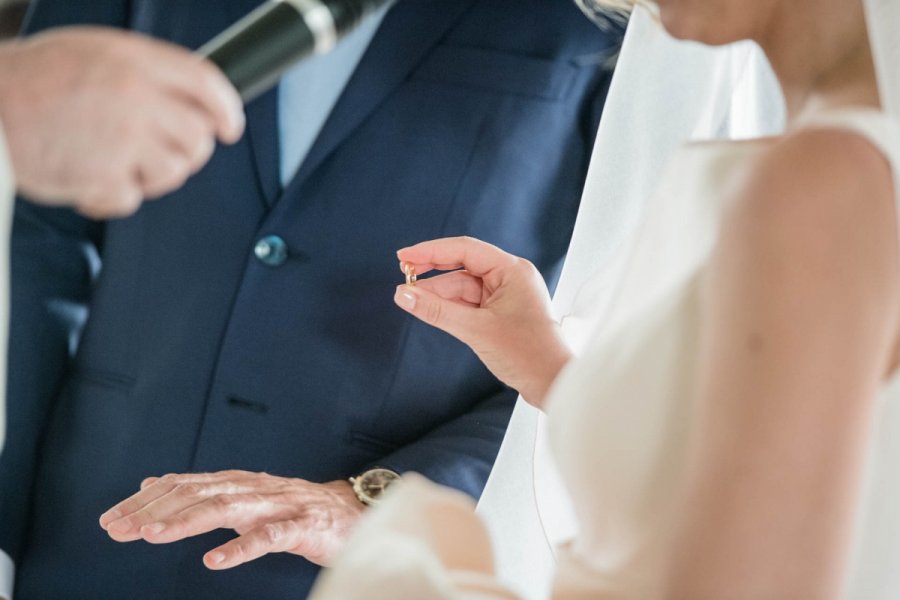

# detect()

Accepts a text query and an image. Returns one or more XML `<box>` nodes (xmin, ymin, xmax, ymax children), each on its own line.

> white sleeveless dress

<box><xmin>309</xmin><ymin>108</ymin><xmax>900</xmax><ymax>600</ymax></box>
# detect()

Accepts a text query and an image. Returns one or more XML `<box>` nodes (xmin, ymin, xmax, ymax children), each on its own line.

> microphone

<box><xmin>197</xmin><ymin>0</ymin><xmax>392</xmax><ymax>102</ymax></box>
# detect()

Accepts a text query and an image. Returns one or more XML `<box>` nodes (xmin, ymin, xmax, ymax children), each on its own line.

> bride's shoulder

<box><xmin>713</xmin><ymin>126</ymin><xmax>898</xmax><ymax>292</ymax></box>
<box><xmin>709</xmin><ymin>125</ymin><xmax>900</xmax><ymax>330</ymax></box>
<box><xmin>730</xmin><ymin>125</ymin><xmax>894</xmax><ymax>230</ymax></box>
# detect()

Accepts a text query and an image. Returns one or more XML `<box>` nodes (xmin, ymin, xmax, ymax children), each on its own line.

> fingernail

<box><xmin>208</xmin><ymin>551</ymin><xmax>226</xmax><ymax>565</ymax></box>
<box><xmin>100</xmin><ymin>509</ymin><xmax>121</xmax><ymax>527</ymax></box>
<box><xmin>109</xmin><ymin>518</ymin><xmax>132</xmax><ymax>533</ymax></box>
<box><xmin>143</xmin><ymin>522</ymin><xmax>166</xmax><ymax>535</ymax></box>
<box><xmin>395</xmin><ymin>289</ymin><xmax>417</xmax><ymax>310</ymax></box>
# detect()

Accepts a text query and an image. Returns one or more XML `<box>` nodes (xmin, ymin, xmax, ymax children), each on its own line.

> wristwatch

<box><xmin>349</xmin><ymin>467</ymin><xmax>401</xmax><ymax>506</ymax></box>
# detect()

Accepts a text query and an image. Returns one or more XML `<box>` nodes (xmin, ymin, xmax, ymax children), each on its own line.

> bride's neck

<box><xmin>757</xmin><ymin>1</ymin><xmax>880</xmax><ymax>124</ymax></box>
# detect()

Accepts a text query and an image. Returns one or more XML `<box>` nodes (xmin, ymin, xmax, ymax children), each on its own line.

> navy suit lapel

<box><xmin>225</xmin><ymin>0</ymin><xmax>281</xmax><ymax>206</ymax></box>
<box><xmin>279</xmin><ymin>0</ymin><xmax>478</xmax><ymax>200</ymax></box>
<box><xmin>244</xmin><ymin>90</ymin><xmax>281</xmax><ymax>206</ymax></box>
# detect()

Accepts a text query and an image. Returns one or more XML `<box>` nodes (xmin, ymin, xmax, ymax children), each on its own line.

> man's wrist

<box><xmin>323</xmin><ymin>479</ymin><xmax>366</xmax><ymax>509</ymax></box>
<box><xmin>348</xmin><ymin>468</ymin><xmax>401</xmax><ymax>506</ymax></box>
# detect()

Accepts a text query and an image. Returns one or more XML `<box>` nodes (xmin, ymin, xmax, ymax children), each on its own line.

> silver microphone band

<box><xmin>280</xmin><ymin>0</ymin><xmax>338</xmax><ymax>53</ymax></box>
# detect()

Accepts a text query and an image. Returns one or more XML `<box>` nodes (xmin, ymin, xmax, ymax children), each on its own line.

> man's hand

<box><xmin>0</xmin><ymin>27</ymin><xmax>244</xmax><ymax>219</ymax></box>
<box><xmin>99</xmin><ymin>471</ymin><xmax>365</xmax><ymax>569</ymax></box>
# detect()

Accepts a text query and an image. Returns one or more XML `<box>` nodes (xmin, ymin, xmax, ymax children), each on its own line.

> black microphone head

<box><xmin>198</xmin><ymin>0</ymin><xmax>394</xmax><ymax>103</ymax></box>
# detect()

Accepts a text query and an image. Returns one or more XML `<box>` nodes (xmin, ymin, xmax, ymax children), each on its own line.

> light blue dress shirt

<box><xmin>278</xmin><ymin>4</ymin><xmax>391</xmax><ymax>187</ymax></box>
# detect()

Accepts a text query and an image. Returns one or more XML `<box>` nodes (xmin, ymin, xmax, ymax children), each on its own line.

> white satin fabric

<box><xmin>0</xmin><ymin>120</ymin><xmax>12</xmax><ymax>452</ymax></box>
<box><xmin>476</xmin><ymin>8</ymin><xmax>784</xmax><ymax>598</ymax></box>
<box><xmin>864</xmin><ymin>0</ymin><xmax>900</xmax><ymax>190</ymax></box>
<box><xmin>0</xmin><ymin>117</ymin><xmax>16</xmax><ymax>600</ymax></box>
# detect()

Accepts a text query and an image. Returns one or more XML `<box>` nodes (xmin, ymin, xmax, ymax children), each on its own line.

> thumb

<box><xmin>394</xmin><ymin>285</ymin><xmax>481</xmax><ymax>343</ymax></box>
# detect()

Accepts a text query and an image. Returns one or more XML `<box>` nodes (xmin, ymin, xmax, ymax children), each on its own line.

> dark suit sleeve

<box><xmin>0</xmin><ymin>204</ymin><xmax>103</xmax><ymax>562</ymax></box>
<box><xmin>22</xmin><ymin>0</ymin><xmax>131</xmax><ymax>32</ymax></box>
<box><xmin>366</xmin><ymin>386</ymin><xmax>518</xmax><ymax>500</ymax></box>
<box><xmin>0</xmin><ymin>0</ymin><xmax>126</xmax><ymax>564</ymax></box>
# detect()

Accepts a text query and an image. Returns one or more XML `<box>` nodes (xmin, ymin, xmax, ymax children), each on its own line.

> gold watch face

<box><xmin>355</xmin><ymin>468</ymin><xmax>400</xmax><ymax>504</ymax></box>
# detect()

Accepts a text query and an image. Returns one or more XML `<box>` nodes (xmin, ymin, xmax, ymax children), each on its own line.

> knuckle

<box><xmin>163</xmin><ymin>166</ymin><xmax>191</xmax><ymax>193</ymax></box>
<box><xmin>190</xmin><ymin>134</ymin><xmax>215</xmax><ymax>167</ymax></box>
<box><xmin>177</xmin><ymin>483</ymin><xmax>204</xmax><ymax>499</ymax></box>
<box><xmin>230</xmin><ymin>541</ymin><xmax>249</xmax><ymax>560</ymax></box>
<box><xmin>515</xmin><ymin>257</ymin><xmax>537</xmax><ymax>273</ymax></box>
<box><xmin>424</xmin><ymin>299</ymin><xmax>443</xmax><ymax>326</ymax></box>
<box><xmin>196</xmin><ymin>66</ymin><xmax>228</xmax><ymax>107</ymax></box>
<box><xmin>167</xmin><ymin>513</ymin><xmax>189</xmax><ymax>531</ymax></box>
<box><xmin>77</xmin><ymin>196</ymin><xmax>101</xmax><ymax>215</ymax></box>
<box><xmin>127</xmin><ymin>511</ymin><xmax>148</xmax><ymax>527</ymax></box>
<box><xmin>515</xmin><ymin>257</ymin><xmax>541</xmax><ymax>279</ymax></box>
<box><xmin>212</xmin><ymin>494</ymin><xmax>237</xmax><ymax>511</ymax></box>
<box><xmin>261</xmin><ymin>523</ymin><xmax>282</xmax><ymax>546</ymax></box>
<box><xmin>120</xmin><ymin>189</ymin><xmax>142</xmax><ymax>212</ymax></box>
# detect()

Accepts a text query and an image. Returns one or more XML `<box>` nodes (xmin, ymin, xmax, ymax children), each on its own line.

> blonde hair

<box><xmin>576</xmin><ymin>0</ymin><xmax>635</xmax><ymax>24</ymax></box>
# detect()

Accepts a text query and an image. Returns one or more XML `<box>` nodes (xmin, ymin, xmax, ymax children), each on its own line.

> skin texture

<box><xmin>99</xmin><ymin>471</ymin><xmax>364</xmax><ymax>568</ymax></box>
<box><xmin>0</xmin><ymin>27</ymin><xmax>245</xmax><ymax>218</ymax></box>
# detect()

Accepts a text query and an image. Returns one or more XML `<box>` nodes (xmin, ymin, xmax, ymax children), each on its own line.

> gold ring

<box><xmin>404</xmin><ymin>264</ymin><xmax>417</xmax><ymax>286</ymax></box>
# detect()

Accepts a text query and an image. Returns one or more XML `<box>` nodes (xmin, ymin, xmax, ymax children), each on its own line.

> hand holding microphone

<box><xmin>0</xmin><ymin>0</ymin><xmax>389</xmax><ymax>219</ymax></box>
<box><xmin>0</xmin><ymin>27</ymin><xmax>245</xmax><ymax>219</ymax></box>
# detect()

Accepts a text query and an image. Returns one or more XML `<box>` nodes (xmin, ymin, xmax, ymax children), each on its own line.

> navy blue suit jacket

<box><xmin>0</xmin><ymin>1</ymin><xmax>620</xmax><ymax>598</ymax></box>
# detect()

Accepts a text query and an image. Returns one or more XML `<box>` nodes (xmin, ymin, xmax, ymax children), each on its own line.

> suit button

<box><xmin>254</xmin><ymin>235</ymin><xmax>288</xmax><ymax>267</ymax></box>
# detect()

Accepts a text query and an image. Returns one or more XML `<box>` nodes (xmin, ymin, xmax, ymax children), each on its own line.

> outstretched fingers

<box><xmin>100</xmin><ymin>471</ymin><xmax>262</xmax><ymax>536</ymax></box>
<box><xmin>204</xmin><ymin>518</ymin><xmax>312</xmax><ymax>570</ymax></box>
<box><xmin>138</xmin><ymin>493</ymin><xmax>272</xmax><ymax>545</ymax></box>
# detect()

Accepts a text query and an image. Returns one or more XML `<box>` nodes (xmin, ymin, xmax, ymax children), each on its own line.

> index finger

<box><xmin>397</xmin><ymin>237</ymin><xmax>517</xmax><ymax>278</ymax></box>
<box><xmin>101</xmin><ymin>471</ymin><xmax>253</xmax><ymax>527</ymax></box>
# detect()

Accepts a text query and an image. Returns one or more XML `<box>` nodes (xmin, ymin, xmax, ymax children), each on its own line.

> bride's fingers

<box><xmin>414</xmin><ymin>271</ymin><xmax>484</xmax><ymax>306</ymax></box>
<box><xmin>397</xmin><ymin>237</ymin><xmax>517</xmax><ymax>278</ymax></box>
<box><xmin>398</xmin><ymin>261</ymin><xmax>463</xmax><ymax>276</ymax></box>
<box><xmin>394</xmin><ymin>284</ymin><xmax>486</xmax><ymax>343</ymax></box>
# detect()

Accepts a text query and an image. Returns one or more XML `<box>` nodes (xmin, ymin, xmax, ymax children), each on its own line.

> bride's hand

<box><xmin>394</xmin><ymin>236</ymin><xmax>571</xmax><ymax>409</ymax></box>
